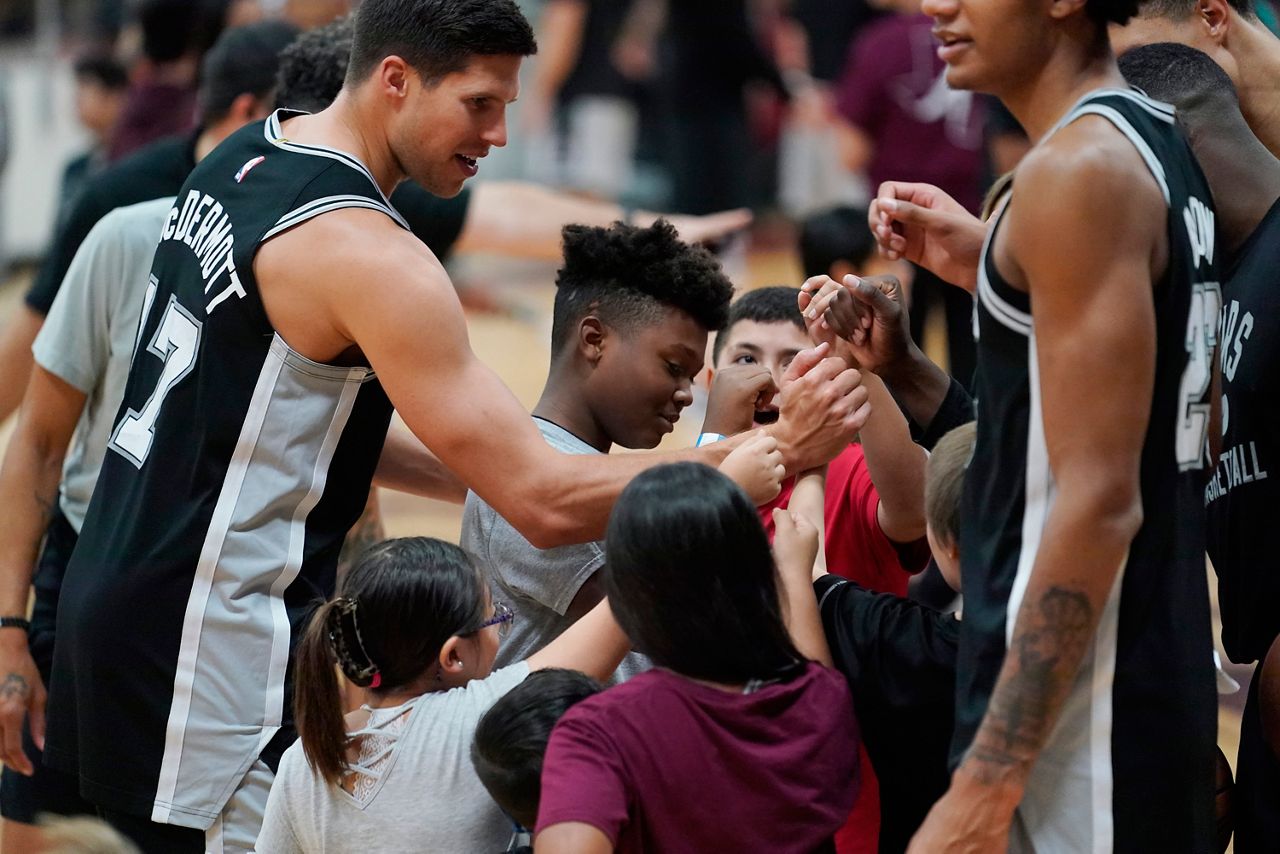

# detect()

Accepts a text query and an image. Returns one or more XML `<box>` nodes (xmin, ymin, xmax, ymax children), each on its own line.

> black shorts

<box><xmin>0</xmin><ymin>508</ymin><xmax>94</xmax><ymax>825</ymax></box>
<box><xmin>1235</xmin><ymin>660</ymin><xmax>1280</xmax><ymax>852</ymax></box>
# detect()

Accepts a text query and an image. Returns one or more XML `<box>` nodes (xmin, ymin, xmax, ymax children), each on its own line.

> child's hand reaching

<box><xmin>719</xmin><ymin>431</ymin><xmax>785</xmax><ymax>504</ymax></box>
<box><xmin>772</xmin><ymin>507</ymin><xmax>819</xmax><ymax>582</ymax></box>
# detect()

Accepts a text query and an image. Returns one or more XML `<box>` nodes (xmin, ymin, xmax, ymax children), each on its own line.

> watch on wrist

<box><xmin>0</xmin><ymin>617</ymin><xmax>31</xmax><ymax>633</ymax></box>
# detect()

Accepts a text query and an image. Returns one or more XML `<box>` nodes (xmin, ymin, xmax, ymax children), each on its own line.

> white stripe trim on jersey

<box><xmin>1045</xmin><ymin>87</ymin><xmax>1174</xmax><ymax>141</ymax></box>
<box><xmin>260</xmin><ymin>350</ymin><xmax>365</xmax><ymax>743</ymax></box>
<box><xmin>262</xmin><ymin>110</ymin><xmax>410</xmax><ymax>231</ymax></box>
<box><xmin>977</xmin><ymin>193</ymin><xmax>1032</xmax><ymax>337</ymax></box>
<box><xmin>1068</xmin><ymin>105</ymin><xmax>1172</xmax><ymax>205</ymax></box>
<box><xmin>1089</xmin><ymin>561</ymin><xmax>1127</xmax><ymax>854</ymax></box>
<box><xmin>1005</xmin><ymin>331</ymin><xmax>1055</xmax><ymax>642</ymax></box>
<box><xmin>263</xmin><ymin>197</ymin><xmax>405</xmax><ymax>243</ymax></box>
<box><xmin>151</xmin><ymin>350</ymin><xmax>288</xmax><ymax>825</ymax></box>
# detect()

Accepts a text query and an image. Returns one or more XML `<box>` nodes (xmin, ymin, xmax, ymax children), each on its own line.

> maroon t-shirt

<box><xmin>836</xmin><ymin>13</ymin><xmax>985</xmax><ymax>213</ymax></box>
<box><xmin>537</xmin><ymin>663</ymin><xmax>860</xmax><ymax>852</ymax></box>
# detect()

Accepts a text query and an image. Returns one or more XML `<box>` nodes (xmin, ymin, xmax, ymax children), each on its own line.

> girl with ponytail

<box><xmin>257</xmin><ymin>537</ymin><xmax>630</xmax><ymax>853</ymax></box>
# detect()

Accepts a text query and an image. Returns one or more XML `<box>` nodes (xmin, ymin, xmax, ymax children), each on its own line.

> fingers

<box><xmin>29</xmin><ymin>683</ymin><xmax>45</xmax><ymax>753</ymax></box>
<box><xmin>783</xmin><ymin>342</ymin><xmax>830</xmax><ymax>383</ymax></box>
<box><xmin>0</xmin><ymin>706</ymin><xmax>30</xmax><ymax>776</ymax></box>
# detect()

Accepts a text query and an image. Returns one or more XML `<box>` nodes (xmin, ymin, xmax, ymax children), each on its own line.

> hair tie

<box><xmin>325</xmin><ymin>596</ymin><xmax>382</xmax><ymax>688</ymax></box>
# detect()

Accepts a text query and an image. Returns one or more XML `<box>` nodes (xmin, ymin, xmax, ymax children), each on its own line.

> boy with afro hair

<box><xmin>461</xmin><ymin>220</ymin><xmax>739</xmax><ymax>682</ymax></box>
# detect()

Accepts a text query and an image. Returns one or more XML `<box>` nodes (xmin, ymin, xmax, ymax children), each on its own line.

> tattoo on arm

<box><xmin>336</xmin><ymin>494</ymin><xmax>386</xmax><ymax>581</ymax></box>
<box><xmin>966</xmin><ymin>586</ymin><xmax>1093</xmax><ymax>783</ymax></box>
<box><xmin>0</xmin><ymin>674</ymin><xmax>29</xmax><ymax>703</ymax></box>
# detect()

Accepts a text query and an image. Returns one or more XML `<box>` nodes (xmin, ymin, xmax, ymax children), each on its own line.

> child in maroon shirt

<box><xmin>536</xmin><ymin>463</ymin><xmax>858</xmax><ymax>853</ymax></box>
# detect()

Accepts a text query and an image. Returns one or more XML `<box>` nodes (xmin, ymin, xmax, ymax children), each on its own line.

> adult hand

<box><xmin>901</xmin><ymin>773</ymin><xmax>1018</xmax><ymax>850</ymax></box>
<box><xmin>801</xmin><ymin>275</ymin><xmax>916</xmax><ymax>377</ymax></box>
<box><xmin>869</xmin><ymin>181</ymin><xmax>986</xmax><ymax>292</ymax></box>
<box><xmin>703</xmin><ymin>364</ymin><xmax>777</xmax><ymax>436</ymax></box>
<box><xmin>718</xmin><ymin>431</ymin><xmax>786</xmax><ymax>504</ymax></box>
<box><xmin>768</xmin><ymin>344</ymin><xmax>871</xmax><ymax>473</ymax></box>
<box><xmin>0</xmin><ymin>632</ymin><xmax>44</xmax><ymax>776</ymax></box>
<box><xmin>772</xmin><ymin>507</ymin><xmax>820</xmax><ymax>581</ymax></box>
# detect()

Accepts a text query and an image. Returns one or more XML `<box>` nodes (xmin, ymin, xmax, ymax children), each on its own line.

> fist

<box><xmin>704</xmin><ymin>364</ymin><xmax>778</xmax><ymax>435</ymax></box>
<box><xmin>719</xmin><ymin>432</ymin><xmax>786</xmax><ymax>505</ymax></box>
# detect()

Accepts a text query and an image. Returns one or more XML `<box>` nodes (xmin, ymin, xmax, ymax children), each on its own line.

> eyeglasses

<box><xmin>471</xmin><ymin>601</ymin><xmax>514</xmax><ymax>640</ymax></box>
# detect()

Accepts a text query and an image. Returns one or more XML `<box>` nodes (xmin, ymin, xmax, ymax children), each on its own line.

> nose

<box><xmin>484</xmin><ymin>110</ymin><xmax>509</xmax><ymax>149</ymax></box>
<box><xmin>674</xmin><ymin>379</ymin><xmax>694</xmax><ymax>407</ymax></box>
<box><xmin>922</xmin><ymin>0</ymin><xmax>956</xmax><ymax>21</ymax></box>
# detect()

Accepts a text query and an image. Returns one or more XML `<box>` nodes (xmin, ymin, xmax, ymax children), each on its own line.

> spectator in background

<box><xmin>106</xmin><ymin>0</ymin><xmax>208</xmax><ymax>162</ymax></box>
<box><xmin>658</xmin><ymin>0</ymin><xmax>790</xmax><ymax>213</ymax></box>
<box><xmin>58</xmin><ymin>55</ymin><xmax>128</xmax><ymax>227</ymax></box>
<box><xmin>525</xmin><ymin>0</ymin><xmax>642</xmax><ymax>201</ymax></box>
<box><xmin>834</xmin><ymin>0</ymin><xmax>985</xmax><ymax>388</ymax></box>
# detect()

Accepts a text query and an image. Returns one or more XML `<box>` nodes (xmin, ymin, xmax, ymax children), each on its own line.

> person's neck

<box><xmin>280</xmin><ymin>91</ymin><xmax>406</xmax><ymax>198</ymax></box>
<box><xmin>194</xmin><ymin>118</ymin><xmax>238</xmax><ymax>163</ymax></box>
<box><xmin>1230</xmin><ymin>16</ymin><xmax>1280</xmax><ymax>158</ymax></box>
<box><xmin>532</xmin><ymin>374</ymin><xmax>612</xmax><ymax>453</ymax></box>
<box><xmin>1195</xmin><ymin>124</ymin><xmax>1280</xmax><ymax>255</ymax></box>
<box><xmin>1000</xmin><ymin>36</ymin><xmax>1125</xmax><ymax>142</ymax></box>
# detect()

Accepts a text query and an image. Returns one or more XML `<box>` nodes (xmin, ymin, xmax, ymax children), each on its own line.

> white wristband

<box><xmin>695</xmin><ymin>432</ymin><xmax>726</xmax><ymax>448</ymax></box>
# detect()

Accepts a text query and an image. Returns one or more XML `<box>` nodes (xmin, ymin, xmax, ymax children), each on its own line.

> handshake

<box><xmin>710</xmin><ymin>275</ymin><xmax>911</xmax><ymax>504</ymax></box>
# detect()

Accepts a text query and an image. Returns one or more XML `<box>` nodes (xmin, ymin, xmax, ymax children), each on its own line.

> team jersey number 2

<box><xmin>1176</xmin><ymin>280</ymin><xmax>1221</xmax><ymax>471</ymax></box>
<box><xmin>109</xmin><ymin>289</ymin><xmax>203</xmax><ymax>467</ymax></box>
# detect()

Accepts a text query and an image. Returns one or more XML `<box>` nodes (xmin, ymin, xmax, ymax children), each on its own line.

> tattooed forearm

<box><xmin>965</xmin><ymin>586</ymin><xmax>1093</xmax><ymax>784</ymax></box>
<box><xmin>0</xmin><ymin>674</ymin><xmax>29</xmax><ymax>703</ymax></box>
<box><xmin>337</xmin><ymin>491</ymin><xmax>386</xmax><ymax>581</ymax></box>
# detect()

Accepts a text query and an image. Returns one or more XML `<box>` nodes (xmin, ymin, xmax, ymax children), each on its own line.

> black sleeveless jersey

<box><xmin>47</xmin><ymin>111</ymin><xmax>410</xmax><ymax>827</ymax></box>
<box><xmin>1206</xmin><ymin>197</ymin><xmax>1280</xmax><ymax>664</ymax></box>
<box><xmin>956</xmin><ymin>89</ymin><xmax>1219</xmax><ymax>852</ymax></box>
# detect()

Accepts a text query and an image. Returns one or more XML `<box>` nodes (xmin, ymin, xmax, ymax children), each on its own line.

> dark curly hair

<box><xmin>550</xmin><ymin>220</ymin><xmax>735</xmax><ymax>356</ymax></box>
<box><xmin>711</xmin><ymin>286</ymin><xmax>804</xmax><ymax>364</ymax></box>
<box><xmin>275</xmin><ymin>14</ymin><xmax>353</xmax><ymax>112</ymax></box>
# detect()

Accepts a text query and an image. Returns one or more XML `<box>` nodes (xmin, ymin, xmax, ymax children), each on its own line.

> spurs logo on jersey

<box><xmin>1206</xmin><ymin>296</ymin><xmax>1269</xmax><ymax>505</ymax></box>
<box><xmin>1176</xmin><ymin>196</ymin><xmax>1219</xmax><ymax>472</ymax></box>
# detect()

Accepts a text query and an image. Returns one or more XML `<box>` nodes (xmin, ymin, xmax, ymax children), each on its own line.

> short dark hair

<box><xmin>604</xmin><ymin>463</ymin><xmax>805</xmax><ymax>684</ymax></box>
<box><xmin>346</xmin><ymin>0</ymin><xmax>537</xmax><ymax>86</ymax></box>
<box><xmin>1135</xmin><ymin>0</ymin><xmax>1254</xmax><ymax>20</ymax></box>
<box><xmin>73</xmin><ymin>53</ymin><xmax>128</xmax><ymax>90</ymax></box>
<box><xmin>471</xmin><ymin>669</ymin><xmax>604</xmax><ymax>829</ymax></box>
<box><xmin>1085</xmin><ymin>0</ymin><xmax>1142</xmax><ymax>25</ymax></box>
<box><xmin>276</xmin><ymin>14</ymin><xmax>354</xmax><ymax>112</ymax></box>
<box><xmin>199</xmin><ymin>20</ymin><xmax>300</xmax><ymax>124</ymax></box>
<box><xmin>1118</xmin><ymin>42</ymin><xmax>1239</xmax><ymax>112</ymax></box>
<box><xmin>925</xmin><ymin>422</ymin><xmax>976</xmax><ymax>548</ymax></box>
<box><xmin>711</xmin><ymin>286</ymin><xmax>805</xmax><ymax>364</ymax></box>
<box><xmin>799</xmin><ymin>206</ymin><xmax>875</xmax><ymax>278</ymax></box>
<box><xmin>551</xmin><ymin>220</ymin><xmax>735</xmax><ymax>356</ymax></box>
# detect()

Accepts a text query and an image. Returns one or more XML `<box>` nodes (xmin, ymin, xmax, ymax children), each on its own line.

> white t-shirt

<box><xmin>256</xmin><ymin>663</ymin><xmax>529</xmax><ymax>853</ymax></box>
<box><xmin>33</xmin><ymin>196</ymin><xmax>173</xmax><ymax>531</ymax></box>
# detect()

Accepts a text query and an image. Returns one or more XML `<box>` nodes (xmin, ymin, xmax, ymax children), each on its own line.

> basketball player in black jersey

<box><xmin>1120</xmin><ymin>42</ymin><xmax>1280</xmax><ymax>853</ymax></box>
<box><xmin>807</xmin><ymin>0</ymin><xmax>1223</xmax><ymax>847</ymax></box>
<box><xmin>45</xmin><ymin>1</ymin><xmax>868</xmax><ymax>850</ymax></box>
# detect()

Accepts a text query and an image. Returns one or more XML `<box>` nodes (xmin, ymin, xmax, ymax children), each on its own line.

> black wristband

<box><xmin>0</xmin><ymin>617</ymin><xmax>30</xmax><ymax>633</ymax></box>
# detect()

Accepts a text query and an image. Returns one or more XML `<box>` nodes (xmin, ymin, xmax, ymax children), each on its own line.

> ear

<box><xmin>577</xmin><ymin>316</ymin><xmax>608</xmax><ymax>366</ymax></box>
<box><xmin>229</xmin><ymin>92</ymin><xmax>266</xmax><ymax>124</ymax></box>
<box><xmin>438</xmin><ymin>635</ymin><xmax>468</xmax><ymax>676</ymax></box>
<box><xmin>1197</xmin><ymin>0</ymin><xmax>1231</xmax><ymax>44</ymax></box>
<box><xmin>377</xmin><ymin>55</ymin><xmax>412</xmax><ymax>102</ymax></box>
<box><xmin>702</xmin><ymin>365</ymin><xmax>716</xmax><ymax>391</ymax></box>
<box><xmin>1048</xmin><ymin>0</ymin><xmax>1090</xmax><ymax>22</ymax></box>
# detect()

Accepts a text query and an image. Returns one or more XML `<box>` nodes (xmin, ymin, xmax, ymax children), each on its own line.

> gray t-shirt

<box><xmin>460</xmin><ymin>418</ymin><xmax>647</xmax><ymax>681</ymax></box>
<box><xmin>256</xmin><ymin>662</ymin><xmax>530</xmax><ymax>853</ymax></box>
<box><xmin>32</xmin><ymin>197</ymin><xmax>173</xmax><ymax>532</ymax></box>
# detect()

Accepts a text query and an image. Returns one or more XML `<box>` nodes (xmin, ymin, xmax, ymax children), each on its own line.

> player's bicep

<box><xmin>1011</xmin><ymin>148</ymin><xmax>1160</xmax><ymax>492</ymax></box>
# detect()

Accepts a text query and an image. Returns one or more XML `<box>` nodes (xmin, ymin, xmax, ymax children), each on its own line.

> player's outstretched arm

<box><xmin>907</xmin><ymin>123</ymin><xmax>1166</xmax><ymax>853</ymax></box>
<box><xmin>774</xmin><ymin>468</ymin><xmax>833</xmax><ymax>665</ymax></box>
<box><xmin>454</xmin><ymin>180</ymin><xmax>751</xmax><ymax>260</ymax></box>
<box><xmin>373</xmin><ymin>423</ymin><xmax>468</xmax><ymax>504</ymax></box>
<box><xmin>0</xmin><ymin>304</ymin><xmax>43</xmax><ymax>426</ymax></box>
<box><xmin>869</xmin><ymin>182</ymin><xmax>986</xmax><ymax>292</ymax></box>
<box><xmin>0</xmin><ymin>367</ymin><xmax>86</xmax><ymax>774</ymax></box>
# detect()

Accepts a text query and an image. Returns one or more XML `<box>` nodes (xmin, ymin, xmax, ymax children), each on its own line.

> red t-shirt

<box><xmin>537</xmin><ymin>664</ymin><xmax>860</xmax><ymax>853</ymax></box>
<box><xmin>759</xmin><ymin>444</ymin><xmax>931</xmax><ymax>854</ymax></box>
